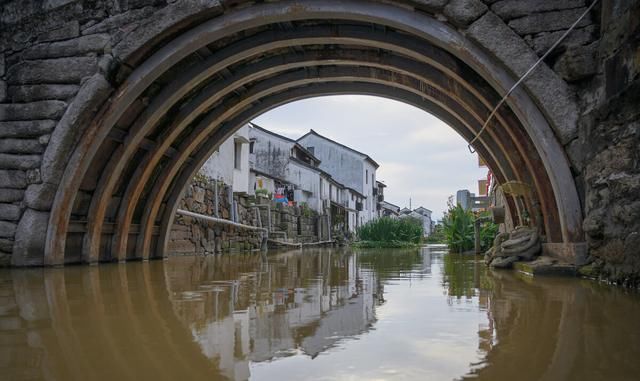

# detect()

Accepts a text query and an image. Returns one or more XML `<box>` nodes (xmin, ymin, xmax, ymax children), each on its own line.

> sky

<box><xmin>252</xmin><ymin>95</ymin><xmax>488</xmax><ymax>221</ymax></box>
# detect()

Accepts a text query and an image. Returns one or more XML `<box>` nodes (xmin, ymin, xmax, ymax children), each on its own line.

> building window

<box><xmin>366</xmin><ymin>169</ymin><xmax>368</xmax><ymax>184</ymax></box>
<box><xmin>234</xmin><ymin>142</ymin><xmax>242</xmax><ymax>170</ymax></box>
<box><xmin>307</xmin><ymin>146</ymin><xmax>314</xmax><ymax>155</ymax></box>
<box><xmin>249</xmin><ymin>140</ymin><xmax>254</xmax><ymax>153</ymax></box>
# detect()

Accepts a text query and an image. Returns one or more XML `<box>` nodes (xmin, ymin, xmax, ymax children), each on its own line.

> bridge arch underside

<box><xmin>33</xmin><ymin>2</ymin><xmax>583</xmax><ymax>265</ymax></box>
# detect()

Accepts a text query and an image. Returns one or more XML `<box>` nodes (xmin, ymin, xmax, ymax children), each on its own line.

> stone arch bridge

<box><xmin>0</xmin><ymin>0</ymin><xmax>638</xmax><ymax>281</ymax></box>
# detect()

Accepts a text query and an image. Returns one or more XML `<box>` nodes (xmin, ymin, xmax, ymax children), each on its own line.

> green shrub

<box><xmin>442</xmin><ymin>204</ymin><xmax>474</xmax><ymax>252</ymax></box>
<box><xmin>299</xmin><ymin>202</ymin><xmax>313</xmax><ymax>218</ymax></box>
<box><xmin>442</xmin><ymin>206</ymin><xmax>498</xmax><ymax>252</ymax></box>
<box><xmin>426</xmin><ymin>224</ymin><xmax>446</xmax><ymax>243</ymax></box>
<box><xmin>356</xmin><ymin>217</ymin><xmax>423</xmax><ymax>246</ymax></box>
<box><xmin>479</xmin><ymin>213</ymin><xmax>499</xmax><ymax>251</ymax></box>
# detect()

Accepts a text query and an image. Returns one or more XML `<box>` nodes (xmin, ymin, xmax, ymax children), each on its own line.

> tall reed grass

<box><xmin>355</xmin><ymin>217</ymin><xmax>423</xmax><ymax>247</ymax></box>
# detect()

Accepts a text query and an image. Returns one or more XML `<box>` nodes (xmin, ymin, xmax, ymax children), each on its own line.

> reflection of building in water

<box><xmin>172</xmin><ymin>251</ymin><xmax>379</xmax><ymax>379</ymax></box>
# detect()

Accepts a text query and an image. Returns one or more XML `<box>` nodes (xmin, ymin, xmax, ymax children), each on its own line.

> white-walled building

<box><xmin>199</xmin><ymin>125</ymin><xmax>251</xmax><ymax>194</ymax></box>
<box><xmin>199</xmin><ymin>123</ymin><xmax>390</xmax><ymax>234</ymax></box>
<box><xmin>249</xmin><ymin>124</ymin><xmax>330</xmax><ymax>214</ymax></box>
<box><xmin>297</xmin><ymin>129</ymin><xmax>380</xmax><ymax>226</ymax></box>
<box><xmin>399</xmin><ymin>206</ymin><xmax>433</xmax><ymax>237</ymax></box>
<box><xmin>379</xmin><ymin>200</ymin><xmax>400</xmax><ymax>218</ymax></box>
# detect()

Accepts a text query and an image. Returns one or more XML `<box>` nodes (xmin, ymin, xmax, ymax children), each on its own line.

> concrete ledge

<box><xmin>514</xmin><ymin>256</ymin><xmax>576</xmax><ymax>277</ymax></box>
<box><xmin>542</xmin><ymin>242</ymin><xmax>588</xmax><ymax>265</ymax></box>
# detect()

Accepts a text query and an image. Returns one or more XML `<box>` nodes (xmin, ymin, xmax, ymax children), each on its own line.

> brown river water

<box><xmin>2</xmin><ymin>246</ymin><xmax>640</xmax><ymax>381</ymax></box>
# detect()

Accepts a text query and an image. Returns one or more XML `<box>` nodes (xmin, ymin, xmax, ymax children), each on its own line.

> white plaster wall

<box><xmin>233</xmin><ymin>125</ymin><xmax>250</xmax><ymax>193</ymax></box>
<box><xmin>250</xmin><ymin>127</ymin><xmax>294</xmax><ymax>179</ymax></box>
<box><xmin>200</xmin><ymin>124</ymin><xmax>250</xmax><ymax>194</ymax></box>
<box><xmin>298</xmin><ymin>134</ymin><xmax>365</xmax><ymax>193</ymax></box>
<box><xmin>286</xmin><ymin>161</ymin><xmax>322</xmax><ymax>212</ymax></box>
<box><xmin>362</xmin><ymin>160</ymin><xmax>378</xmax><ymax>224</ymax></box>
<box><xmin>199</xmin><ymin>134</ymin><xmax>235</xmax><ymax>184</ymax></box>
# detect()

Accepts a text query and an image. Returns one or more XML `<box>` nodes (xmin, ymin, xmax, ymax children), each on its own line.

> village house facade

<box><xmin>379</xmin><ymin>200</ymin><xmax>401</xmax><ymax>218</ymax></box>
<box><xmin>197</xmin><ymin>123</ymin><xmax>393</xmax><ymax>236</ymax></box>
<box><xmin>297</xmin><ymin>129</ymin><xmax>380</xmax><ymax>227</ymax></box>
<box><xmin>400</xmin><ymin>206</ymin><xmax>433</xmax><ymax>237</ymax></box>
<box><xmin>199</xmin><ymin>125</ymin><xmax>251</xmax><ymax>196</ymax></box>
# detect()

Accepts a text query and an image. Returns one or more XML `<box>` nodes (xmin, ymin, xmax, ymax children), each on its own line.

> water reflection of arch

<box><xmin>465</xmin><ymin>271</ymin><xmax>640</xmax><ymax>381</ymax></box>
<box><xmin>2</xmin><ymin>263</ymin><xmax>226</xmax><ymax>381</ymax></box>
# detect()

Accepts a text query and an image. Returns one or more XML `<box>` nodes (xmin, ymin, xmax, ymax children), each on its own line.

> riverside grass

<box><xmin>354</xmin><ymin>217</ymin><xmax>423</xmax><ymax>248</ymax></box>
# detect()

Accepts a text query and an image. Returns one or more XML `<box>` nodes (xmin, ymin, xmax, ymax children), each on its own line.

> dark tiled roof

<box><xmin>250</xmin><ymin>122</ymin><xmax>322</xmax><ymax>164</ymax></box>
<box><xmin>297</xmin><ymin>129</ymin><xmax>380</xmax><ymax>168</ymax></box>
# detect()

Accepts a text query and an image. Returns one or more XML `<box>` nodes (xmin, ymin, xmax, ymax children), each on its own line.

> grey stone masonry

<box><xmin>0</xmin><ymin>170</ymin><xmax>27</xmax><ymax>189</ymax></box>
<box><xmin>169</xmin><ymin>176</ymin><xmax>321</xmax><ymax>255</ymax></box>
<box><xmin>508</xmin><ymin>8</ymin><xmax>593</xmax><ymax>35</ymax></box>
<box><xmin>8</xmin><ymin>84</ymin><xmax>80</xmax><ymax>102</ymax></box>
<box><xmin>0</xmin><ymin>101</ymin><xmax>67</xmax><ymax>121</ymax></box>
<box><xmin>7</xmin><ymin>57</ymin><xmax>98</xmax><ymax>85</ymax></box>
<box><xmin>0</xmin><ymin>120</ymin><xmax>56</xmax><ymax>138</ymax></box>
<box><xmin>444</xmin><ymin>0</ymin><xmax>488</xmax><ymax>27</ymax></box>
<box><xmin>491</xmin><ymin>0</ymin><xmax>587</xmax><ymax>20</ymax></box>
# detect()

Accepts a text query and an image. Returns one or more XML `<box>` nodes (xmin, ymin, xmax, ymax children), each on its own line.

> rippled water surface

<box><xmin>2</xmin><ymin>246</ymin><xmax>640</xmax><ymax>380</ymax></box>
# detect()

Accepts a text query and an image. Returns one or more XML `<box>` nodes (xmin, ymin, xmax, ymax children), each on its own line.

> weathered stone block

<box><xmin>37</xmin><ymin>20</ymin><xmax>80</xmax><ymax>43</ymax></box>
<box><xmin>0</xmin><ymin>204</ymin><xmax>21</xmax><ymax>221</ymax></box>
<box><xmin>0</xmin><ymin>101</ymin><xmax>67</xmax><ymax>121</ymax></box>
<box><xmin>8</xmin><ymin>84</ymin><xmax>80</xmax><ymax>102</ymax></box>
<box><xmin>0</xmin><ymin>189</ymin><xmax>24</xmax><ymax>203</ymax></box>
<box><xmin>26</xmin><ymin>168</ymin><xmax>41</xmax><ymax>184</ymax></box>
<box><xmin>0</xmin><ymin>139</ymin><xmax>44</xmax><ymax>154</ymax></box>
<box><xmin>0</xmin><ymin>170</ymin><xmax>27</xmax><ymax>188</ymax></box>
<box><xmin>491</xmin><ymin>0</ymin><xmax>586</xmax><ymax>20</ymax></box>
<box><xmin>508</xmin><ymin>8</ymin><xmax>592</xmax><ymax>36</ymax></box>
<box><xmin>0</xmin><ymin>120</ymin><xmax>57</xmax><ymax>138</ymax></box>
<box><xmin>23</xmin><ymin>34</ymin><xmax>111</xmax><ymax>60</ymax></box>
<box><xmin>524</xmin><ymin>25</ymin><xmax>597</xmax><ymax>56</ymax></box>
<box><xmin>565</xmin><ymin>138</ymin><xmax>584</xmax><ymax>173</ymax></box>
<box><xmin>83</xmin><ymin>6</ymin><xmax>156</xmax><ymax>35</ymax></box>
<box><xmin>0</xmin><ymin>154</ymin><xmax>41</xmax><ymax>170</ymax></box>
<box><xmin>0</xmin><ymin>81</ymin><xmax>6</xmax><ymax>103</ymax></box>
<box><xmin>0</xmin><ymin>238</ymin><xmax>13</xmax><ymax>253</ymax></box>
<box><xmin>1</xmin><ymin>0</ymin><xmax>76</xmax><ymax>25</ymax></box>
<box><xmin>39</xmin><ymin>134</ymin><xmax>51</xmax><ymax>145</ymax></box>
<box><xmin>12</xmin><ymin>209</ymin><xmax>49</xmax><ymax>266</ymax></box>
<box><xmin>443</xmin><ymin>0</ymin><xmax>488</xmax><ymax>27</ymax></box>
<box><xmin>113</xmin><ymin>0</ymin><xmax>223</xmax><ymax>62</ymax></box>
<box><xmin>41</xmin><ymin>73</ymin><xmax>112</xmax><ymax>184</ymax></box>
<box><xmin>0</xmin><ymin>221</ymin><xmax>17</xmax><ymax>238</ymax></box>
<box><xmin>467</xmin><ymin>11</ymin><xmax>579</xmax><ymax>143</ymax></box>
<box><xmin>553</xmin><ymin>43</ymin><xmax>599</xmax><ymax>82</ymax></box>
<box><xmin>410</xmin><ymin>0</ymin><xmax>449</xmax><ymax>13</ymax></box>
<box><xmin>7</xmin><ymin>57</ymin><xmax>98</xmax><ymax>85</ymax></box>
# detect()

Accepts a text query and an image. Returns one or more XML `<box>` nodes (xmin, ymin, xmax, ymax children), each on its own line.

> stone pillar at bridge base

<box><xmin>542</xmin><ymin>242</ymin><xmax>588</xmax><ymax>266</ymax></box>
